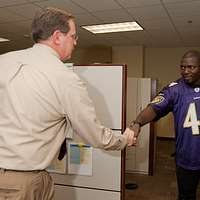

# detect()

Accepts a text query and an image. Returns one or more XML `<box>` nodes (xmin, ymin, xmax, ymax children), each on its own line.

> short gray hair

<box><xmin>31</xmin><ymin>7</ymin><xmax>74</xmax><ymax>43</ymax></box>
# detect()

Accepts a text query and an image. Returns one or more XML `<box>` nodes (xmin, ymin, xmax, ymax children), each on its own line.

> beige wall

<box><xmin>112</xmin><ymin>46</ymin><xmax>144</xmax><ymax>77</ymax></box>
<box><xmin>70</xmin><ymin>46</ymin><xmax>112</xmax><ymax>64</ymax></box>
<box><xmin>145</xmin><ymin>48</ymin><xmax>182</xmax><ymax>137</ymax></box>
<box><xmin>144</xmin><ymin>47</ymin><xmax>200</xmax><ymax>91</ymax></box>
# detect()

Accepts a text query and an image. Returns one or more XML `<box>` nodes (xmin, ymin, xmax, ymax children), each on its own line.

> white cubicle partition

<box><xmin>50</xmin><ymin>64</ymin><xmax>127</xmax><ymax>200</ymax></box>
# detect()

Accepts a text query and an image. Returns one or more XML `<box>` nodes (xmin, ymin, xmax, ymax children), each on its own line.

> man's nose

<box><xmin>184</xmin><ymin>66</ymin><xmax>192</xmax><ymax>73</ymax></box>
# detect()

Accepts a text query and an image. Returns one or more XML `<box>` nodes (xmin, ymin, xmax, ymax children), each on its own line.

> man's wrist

<box><xmin>129</xmin><ymin>120</ymin><xmax>142</xmax><ymax>129</ymax></box>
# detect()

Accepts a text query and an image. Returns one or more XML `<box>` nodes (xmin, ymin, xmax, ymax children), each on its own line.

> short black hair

<box><xmin>182</xmin><ymin>50</ymin><xmax>200</xmax><ymax>64</ymax></box>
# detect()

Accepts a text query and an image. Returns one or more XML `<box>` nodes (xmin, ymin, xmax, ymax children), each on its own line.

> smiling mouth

<box><xmin>183</xmin><ymin>74</ymin><xmax>192</xmax><ymax>78</ymax></box>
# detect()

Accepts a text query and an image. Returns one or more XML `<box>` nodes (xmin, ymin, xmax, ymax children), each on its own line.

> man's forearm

<box><xmin>134</xmin><ymin>105</ymin><xmax>157</xmax><ymax>127</ymax></box>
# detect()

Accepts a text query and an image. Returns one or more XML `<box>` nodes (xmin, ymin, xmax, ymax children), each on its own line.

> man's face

<box><xmin>59</xmin><ymin>19</ymin><xmax>77</xmax><ymax>61</ymax></box>
<box><xmin>180</xmin><ymin>56</ymin><xmax>200</xmax><ymax>86</ymax></box>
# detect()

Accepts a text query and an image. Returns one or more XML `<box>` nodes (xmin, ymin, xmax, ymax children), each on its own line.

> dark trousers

<box><xmin>176</xmin><ymin>166</ymin><xmax>200</xmax><ymax>200</ymax></box>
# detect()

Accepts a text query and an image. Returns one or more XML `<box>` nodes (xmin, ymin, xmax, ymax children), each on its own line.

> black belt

<box><xmin>0</xmin><ymin>168</ymin><xmax>44</xmax><ymax>173</ymax></box>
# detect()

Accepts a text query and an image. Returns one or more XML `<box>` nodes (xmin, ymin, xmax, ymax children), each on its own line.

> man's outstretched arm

<box><xmin>128</xmin><ymin>105</ymin><xmax>157</xmax><ymax>138</ymax></box>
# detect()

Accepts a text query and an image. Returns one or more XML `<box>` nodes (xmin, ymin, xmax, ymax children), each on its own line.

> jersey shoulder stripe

<box><xmin>168</xmin><ymin>82</ymin><xmax>178</xmax><ymax>87</ymax></box>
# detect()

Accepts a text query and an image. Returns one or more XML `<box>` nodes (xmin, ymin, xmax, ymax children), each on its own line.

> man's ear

<box><xmin>52</xmin><ymin>30</ymin><xmax>62</xmax><ymax>45</ymax></box>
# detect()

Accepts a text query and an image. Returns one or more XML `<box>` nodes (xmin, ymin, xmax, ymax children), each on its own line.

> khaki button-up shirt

<box><xmin>0</xmin><ymin>43</ymin><xmax>127</xmax><ymax>170</ymax></box>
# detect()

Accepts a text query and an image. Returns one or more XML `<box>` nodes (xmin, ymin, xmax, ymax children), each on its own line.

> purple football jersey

<box><xmin>150</xmin><ymin>78</ymin><xmax>200</xmax><ymax>170</ymax></box>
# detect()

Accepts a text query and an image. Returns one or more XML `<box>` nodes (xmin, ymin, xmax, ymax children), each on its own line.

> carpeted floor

<box><xmin>125</xmin><ymin>139</ymin><xmax>200</xmax><ymax>200</ymax></box>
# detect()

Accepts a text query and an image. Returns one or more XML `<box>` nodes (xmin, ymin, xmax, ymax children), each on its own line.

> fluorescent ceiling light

<box><xmin>81</xmin><ymin>21</ymin><xmax>143</xmax><ymax>34</ymax></box>
<box><xmin>0</xmin><ymin>37</ymin><xmax>10</xmax><ymax>42</ymax></box>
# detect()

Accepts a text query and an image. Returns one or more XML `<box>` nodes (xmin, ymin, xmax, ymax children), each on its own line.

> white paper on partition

<box><xmin>47</xmin><ymin>154</ymin><xmax>67</xmax><ymax>174</ymax></box>
<box><xmin>68</xmin><ymin>142</ymin><xmax>93</xmax><ymax>176</ymax></box>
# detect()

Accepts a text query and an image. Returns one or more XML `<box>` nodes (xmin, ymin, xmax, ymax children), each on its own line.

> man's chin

<box><xmin>183</xmin><ymin>77</ymin><xmax>192</xmax><ymax>83</ymax></box>
<box><xmin>62</xmin><ymin>55</ymin><xmax>71</xmax><ymax>62</ymax></box>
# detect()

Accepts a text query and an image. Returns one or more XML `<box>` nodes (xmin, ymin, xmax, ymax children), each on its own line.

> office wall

<box><xmin>70</xmin><ymin>46</ymin><xmax>112</xmax><ymax>64</ymax></box>
<box><xmin>144</xmin><ymin>47</ymin><xmax>200</xmax><ymax>90</ymax></box>
<box><xmin>112</xmin><ymin>46</ymin><xmax>144</xmax><ymax>77</ymax></box>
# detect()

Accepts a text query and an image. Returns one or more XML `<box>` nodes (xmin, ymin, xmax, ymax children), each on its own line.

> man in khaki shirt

<box><xmin>0</xmin><ymin>7</ymin><xmax>135</xmax><ymax>200</ymax></box>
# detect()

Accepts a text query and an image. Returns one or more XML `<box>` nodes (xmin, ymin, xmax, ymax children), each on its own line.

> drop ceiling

<box><xmin>0</xmin><ymin>0</ymin><xmax>200</xmax><ymax>53</ymax></box>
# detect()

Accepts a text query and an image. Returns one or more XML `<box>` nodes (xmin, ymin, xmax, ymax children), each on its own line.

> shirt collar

<box><xmin>32</xmin><ymin>43</ymin><xmax>60</xmax><ymax>59</ymax></box>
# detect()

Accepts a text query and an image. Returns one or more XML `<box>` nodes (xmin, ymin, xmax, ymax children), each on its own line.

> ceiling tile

<box><xmin>0</xmin><ymin>0</ymin><xmax>27</xmax><ymax>7</ymax></box>
<box><xmin>6</xmin><ymin>3</ymin><xmax>42</xmax><ymax>19</ymax></box>
<box><xmin>0</xmin><ymin>8</ymin><xmax>24</xmax><ymax>23</ymax></box>
<box><xmin>34</xmin><ymin>0</ymin><xmax>87</xmax><ymax>14</ymax></box>
<box><xmin>180</xmin><ymin>30</ymin><xmax>200</xmax><ymax>37</ymax></box>
<box><xmin>92</xmin><ymin>9</ymin><xmax>133</xmax><ymax>23</ymax></box>
<box><xmin>26</xmin><ymin>0</ymin><xmax>50</xmax><ymax>2</ymax></box>
<box><xmin>148</xmin><ymin>28</ymin><xmax>179</xmax><ymax>37</ymax></box>
<box><xmin>165</xmin><ymin>1</ymin><xmax>200</xmax><ymax>17</ymax></box>
<box><xmin>115</xmin><ymin>0</ymin><xmax>161</xmax><ymax>8</ymax></box>
<box><xmin>15</xmin><ymin>20</ymin><xmax>33</xmax><ymax>33</ymax></box>
<box><xmin>183</xmin><ymin>41</ymin><xmax>200</xmax><ymax>47</ymax></box>
<box><xmin>149</xmin><ymin>31</ymin><xmax>181</xmax><ymax>42</ymax></box>
<box><xmin>77</xmin><ymin>28</ymin><xmax>98</xmax><ymax>40</ymax></box>
<box><xmin>99</xmin><ymin>34</ymin><xmax>131</xmax><ymax>43</ymax></box>
<box><xmin>75</xmin><ymin>13</ymin><xmax>101</xmax><ymax>25</ymax></box>
<box><xmin>147</xmin><ymin>29</ymin><xmax>183</xmax><ymax>46</ymax></box>
<box><xmin>162</xmin><ymin>0</ymin><xmax>194</xmax><ymax>3</ymax></box>
<box><xmin>171</xmin><ymin>15</ymin><xmax>200</xmax><ymax>29</ymax></box>
<box><xmin>122</xmin><ymin>31</ymin><xmax>153</xmax><ymax>46</ymax></box>
<box><xmin>0</xmin><ymin>20</ymin><xmax>32</xmax><ymax>36</ymax></box>
<box><xmin>122</xmin><ymin>31</ymin><xmax>151</xmax><ymax>40</ymax></box>
<box><xmin>71</xmin><ymin>0</ymin><xmax>121</xmax><ymax>12</ymax></box>
<box><xmin>127</xmin><ymin>5</ymin><xmax>168</xmax><ymax>21</ymax></box>
<box><xmin>139</xmin><ymin>18</ymin><xmax>175</xmax><ymax>30</ymax></box>
<box><xmin>0</xmin><ymin>22</ymin><xmax>22</xmax><ymax>33</ymax></box>
<box><xmin>178</xmin><ymin>32</ymin><xmax>200</xmax><ymax>46</ymax></box>
<box><xmin>0</xmin><ymin>0</ymin><xmax>199</xmax><ymax>50</ymax></box>
<box><xmin>176</xmin><ymin>27</ymin><xmax>200</xmax><ymax>44</ymax></box>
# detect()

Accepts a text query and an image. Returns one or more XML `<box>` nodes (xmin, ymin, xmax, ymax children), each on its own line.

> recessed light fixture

<box><xmin>81</xmin><ymin>21</ymin><xmax>143</xmax><ymax>34</ymax></box>
<box><xmin>0</xmin><ymin>37</ymin><xmax>10</xmax><ymax>42</ymax></box>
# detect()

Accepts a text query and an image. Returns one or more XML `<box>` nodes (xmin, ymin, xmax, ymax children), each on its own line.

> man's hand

<box><xmin>123</xmin><ymin>127</ymin><xmax>137</xmax><ymax>146</ymax></box>
<box><xmin>129</xmin><ymin>122</ymin><xmax>141</xmax><ymax>138</ymax></box>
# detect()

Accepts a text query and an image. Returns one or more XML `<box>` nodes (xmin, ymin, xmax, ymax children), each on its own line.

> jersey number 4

<box><xmin>183</xmin><ymin>102</ymin><xmax>200</xmax><ymax>135</ymax></box>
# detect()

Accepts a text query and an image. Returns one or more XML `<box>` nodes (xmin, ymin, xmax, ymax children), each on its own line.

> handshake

<box><xmin>123</xmin><ymin>121</ymin><xmax>141</xmax><ymax>147</ymax></box>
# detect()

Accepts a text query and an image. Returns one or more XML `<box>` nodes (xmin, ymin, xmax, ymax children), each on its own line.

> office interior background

<box><xmin>0</xmin><ymin>0</ymin><xmax>200</xmax><ymax>138</ymax></box>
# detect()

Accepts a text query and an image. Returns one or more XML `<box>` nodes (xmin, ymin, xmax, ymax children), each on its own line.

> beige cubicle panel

<box><xmin>126</xmin><ymin>78</ymin><xmax>155</xmax><ymax>175</ymax></box>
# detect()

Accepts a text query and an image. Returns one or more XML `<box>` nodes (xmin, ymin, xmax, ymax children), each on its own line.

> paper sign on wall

<box><xmin>68</xmin><ymin>142</ymin><xmax>93</xmax><ymax>176</ymax></box>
